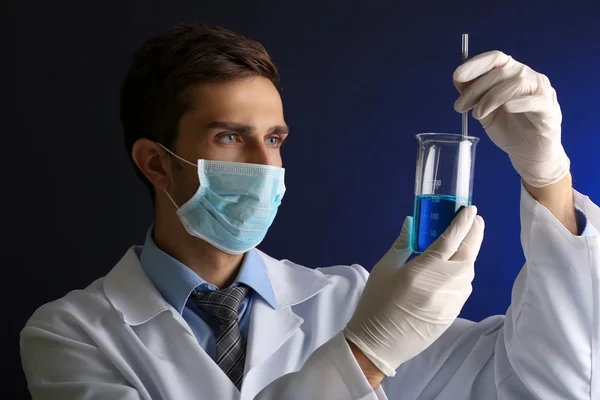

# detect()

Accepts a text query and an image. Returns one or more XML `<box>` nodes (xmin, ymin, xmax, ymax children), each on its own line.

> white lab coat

<box><xmin>21</xmin><ymin>187</ymin><xmax>600</xmax><ymax>400</ymax></box>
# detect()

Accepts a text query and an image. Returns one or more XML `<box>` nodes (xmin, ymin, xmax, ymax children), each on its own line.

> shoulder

<box><xmin>22</xmin><ymin>277</ymin><xmax>114</xmax><ymax>337</ymax></box>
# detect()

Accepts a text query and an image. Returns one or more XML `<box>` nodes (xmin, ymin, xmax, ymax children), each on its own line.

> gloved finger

<box><xmin>425</xmin><ymin>206</ymin><xmax>477</xmax><ymax>261</ymax></box>
<box><xmin>390</xmin><ymin>216</ymin><xmax>414</xmax><ymax>266</ymax></box>
<box><xmin>449</xmin><ymin>215</ymin><xmax>485</xmax><ymax>262</ymax></box>
<box><xmin>503</xmin><ymin>94</ymin><xmax>548</xmax><ymax>115</ymax></box>
<box><xmin>503</xmin><ymin>89</ymin><xmax>559</xmax><ymax>120</ymax></box>
<box><xmin>453</xmin><ymin>50</ymin><xmax>514</xmax><ymax>85</ymax></box>
<box><xmin>453</xmin><ymin>78</ymin><xmax>472</xmax><ymax>94</ymax></box>
<box><xmin>370</xmin><ymin>217</ymin><xmax>414</xmax><ymax>279</ymax></box>
<box><xmin>392</xmin><ymin>216</ymin><xmax>412</xmax><ymax>251</ymax></box>
<box><xmin>473</xmin><ymin>74</ymin><xmax>540</xmax><ymax>120</ymax></box>
<box><xmin>454</xmin><ymin>65</ymin><xmax>522</xmax><ymax>113</ymax></box>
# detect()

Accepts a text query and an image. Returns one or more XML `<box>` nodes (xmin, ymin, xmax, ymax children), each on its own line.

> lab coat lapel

<box><xmin>103</xmin><ymin>247</ymin><xmax>335</xmax><ymax>398</ymax></box>
<box><xmin>103</xmin><ymin>247</ymin><xmax>240</xmax><ymax>398</ymax></box>
<box><xmin>244</xmin><ymin>250</ymin><xmax>333</xmax><ymax>374</ymax></box>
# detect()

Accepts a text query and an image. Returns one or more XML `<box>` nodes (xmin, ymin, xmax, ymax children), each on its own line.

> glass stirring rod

<box><xmin>455</xmin><ymin>34</ymin><xmax>472</xmax><ymax>214</ymax></box>
<box><xmin>462</xmin><ymin>34</ymin><xmax>469</xmax><ymax>138</ymax></box>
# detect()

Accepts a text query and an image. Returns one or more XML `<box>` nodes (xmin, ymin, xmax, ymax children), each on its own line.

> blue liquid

<box><xmin>412</xmin><ymin>195</ymin><xmax>471</xmax><ymax>253</ymax></box>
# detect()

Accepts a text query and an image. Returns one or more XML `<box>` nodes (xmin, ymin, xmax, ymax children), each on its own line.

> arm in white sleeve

<box><xmin>21</xmin><ymin>326</ymin><xmax>146</xmax><ymax>400</ymax></box>
<box><xmin>255</xmin><ymin>331</ymin><xmax>386</xmax><ymax>400</ymax></box>
<box><xmin>256</xmin><ymin>261</ymin><xmax>388</xmax><ymax>400</ymax></box>
<box><xmin>380</xmin><ymin>186</ymin><xmax>600</xmax><ymax>399</ymax></box>
<box><xmin>496</xmin><ymin>186</ymin><xmax>600</xmax><ymax>399</ymax></box>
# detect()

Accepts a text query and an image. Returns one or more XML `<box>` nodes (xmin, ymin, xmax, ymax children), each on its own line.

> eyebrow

<box><xmin>204</xmin><ymin>121</ymin><xmax>289</xmax><ymax>135</ymax></box>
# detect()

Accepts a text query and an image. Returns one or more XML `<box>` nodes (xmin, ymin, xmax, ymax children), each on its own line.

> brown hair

<box><xmin>120</xmin><ymin>23</ymin><xmax>280</xmax><ymax>202</ymax></box>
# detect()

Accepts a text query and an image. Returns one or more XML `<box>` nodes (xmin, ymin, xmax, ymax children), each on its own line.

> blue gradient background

<box><xmin>8</xmin><ymin>0</ymin><xmax>600</xmax><ymax>395</ymax></box>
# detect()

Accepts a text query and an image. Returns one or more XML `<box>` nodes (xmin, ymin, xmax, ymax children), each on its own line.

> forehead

<box><xmin>184</xmin><ymin>77</ymin><xmax>284</xmax><ymax>124</ymax></box>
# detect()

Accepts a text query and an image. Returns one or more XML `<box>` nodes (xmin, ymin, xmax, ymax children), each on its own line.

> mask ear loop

<box><xmin>163</xmin><ymin>189</ymin><xmax>180</xmax><ymax>209</ymax></box>
<box><xmin>155</xmin><ymin>143</ymin><xmax>199</xmax><ymax>209</ymax></box>
<box><xmin>156</xmin><ymin>143</ymin><xmax>198</xmax><ymax>167</ymax></box>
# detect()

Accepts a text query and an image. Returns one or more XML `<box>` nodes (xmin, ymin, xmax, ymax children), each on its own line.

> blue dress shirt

<box><xmin>140</xmin><ymin>227</ymin><xmax>277</xmax><ymax>360</ymax></box>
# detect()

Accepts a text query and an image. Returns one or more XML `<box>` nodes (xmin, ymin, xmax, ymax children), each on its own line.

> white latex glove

<box><xmin>344</xmin><ymin>206</ymin><xmax>484</xmax><ymax>376</ymax></box>
<box><xmin>453</xmin><ymin>50</ymin><xmax>570</xmax><ymax>187</ymax></box>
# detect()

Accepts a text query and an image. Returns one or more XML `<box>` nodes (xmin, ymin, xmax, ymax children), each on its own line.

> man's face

<box><xmin>169</xmin><ymin>76</ymin><xmax>288</xmax><ymax>205</ymax></box>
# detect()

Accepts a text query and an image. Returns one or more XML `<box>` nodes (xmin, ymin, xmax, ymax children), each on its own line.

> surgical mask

<box><xmin>158</xmin><ymin>144</ymin><xmax>286</xmax><ymax>255</ymax></box>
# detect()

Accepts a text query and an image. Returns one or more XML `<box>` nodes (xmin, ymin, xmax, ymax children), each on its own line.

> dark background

<box><xmin>7</xmin><ymin>0</ymin><xmax>600</xmax><ymax>398</ymax></box>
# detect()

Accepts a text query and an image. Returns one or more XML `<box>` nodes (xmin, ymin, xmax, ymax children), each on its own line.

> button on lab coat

<box><xmin>21</xmin><ymin>187</ymin><xmax>600</xmax><ymax>399</ymax></box>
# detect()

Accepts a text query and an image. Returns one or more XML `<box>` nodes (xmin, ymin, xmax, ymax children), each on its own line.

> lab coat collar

<box><xmin>103</xmin><ymin>246</ymin><xmax>333</xmax><ymax>327</ymax></box>
<box><xmin>104</xmin><ymin>246</ymin><xmax>173</xmax><ymax>325</ymax></box>
<box><xmin>255</xmin><ymin>249</ymin><xmax>333</xmax><ymax>308</ymax></box>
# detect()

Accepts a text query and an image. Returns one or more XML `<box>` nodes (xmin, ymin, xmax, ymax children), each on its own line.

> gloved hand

<box><xmin>453</xmin><ymin>50</ymin><xmax>570</xmax><ymax>188</ymax></box>
<box><xmin>343</xmin><ymin>206</ymin><xmax>484</xmax><ymax>376</ymax></box>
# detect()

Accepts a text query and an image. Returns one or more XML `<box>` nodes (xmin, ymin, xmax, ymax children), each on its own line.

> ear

<box><xmin>131</xmin><ymin>139</ymin><xmax>172</xmax><ymax>191</ymax></box>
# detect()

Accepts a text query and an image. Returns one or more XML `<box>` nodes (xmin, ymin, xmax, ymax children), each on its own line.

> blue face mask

<box><xmin>158</xmin><ymin>144</ymin><xmax>286</xmax><ymax>255</ymax></box>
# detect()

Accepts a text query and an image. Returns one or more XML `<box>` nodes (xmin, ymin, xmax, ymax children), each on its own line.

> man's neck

<box><xmin>153</xmin><ymin>212</ymin><xmax>245</xmax><ymax>289</ymax></box>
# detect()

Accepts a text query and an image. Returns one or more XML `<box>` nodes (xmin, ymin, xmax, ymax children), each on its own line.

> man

<box><xmin>21</xmin><ymin>24</ymin><xmax>599</xmax><ymax>400</ymax></box>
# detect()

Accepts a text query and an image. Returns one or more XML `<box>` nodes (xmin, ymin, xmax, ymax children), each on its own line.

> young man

<box><xmin>21</xmin><ymin>24</ymin><xmax>600</xmax><ymax>399</ymax></box>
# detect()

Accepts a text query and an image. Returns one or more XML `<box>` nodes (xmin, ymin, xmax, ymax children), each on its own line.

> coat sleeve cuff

<box><xmin>256</xmin><ymin>330</ymin><xmax>387</xmax><ymax>399</ymax></box>
<box><xmin>325</xmin><ymin>331</ymin><xmax>388</xmax><ymax>400</ymax></box>
<box><xmin>520</xmin><ymin>184</ymin><xmax>599</xmax><ymax>238</ymax></box>
<box><xmin>576</xmin><ymin>206</ymin><xmax>600</xmax><ymax>236</ymax></box>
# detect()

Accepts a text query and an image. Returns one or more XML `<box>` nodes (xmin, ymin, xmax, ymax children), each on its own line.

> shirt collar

<box><xmin>139</xmin><ymin>226</ymin><xmax>277</xmax><ymax>315</ymax></box>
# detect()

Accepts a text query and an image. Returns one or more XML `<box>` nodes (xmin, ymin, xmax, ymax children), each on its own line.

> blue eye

<box><xmin>218</xmin><ymin>134</ymin><xmax>237</xmax><ymax>144</ymax></box>
<box><xmin>266</xmin><ymin>137</ymin><xmax>280</xmax><ymax>147</ymax></box>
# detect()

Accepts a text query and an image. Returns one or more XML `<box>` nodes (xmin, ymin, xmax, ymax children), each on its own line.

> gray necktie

<box><xmin>190</xmin><ymin>285</ymin><xmax>249</xmax><ymax>390</ymax></box>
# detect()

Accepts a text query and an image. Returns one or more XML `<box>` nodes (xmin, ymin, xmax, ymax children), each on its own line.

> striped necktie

<box><xmin>190</xmin><ymin>285</ymin><xmax>249</xmax><ymax>390</ymax></box>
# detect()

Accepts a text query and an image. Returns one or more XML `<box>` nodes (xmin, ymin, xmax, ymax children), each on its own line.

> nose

<box><xmin>246</xmin><ymin>141</ymin><xmax>273</xmax><ymax>166</ymax></box>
